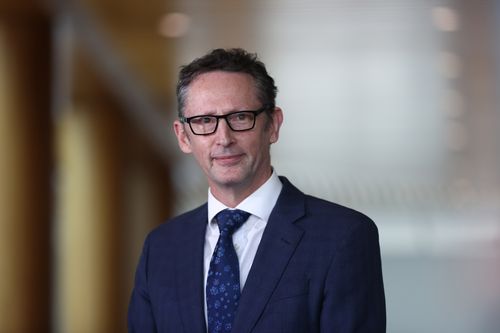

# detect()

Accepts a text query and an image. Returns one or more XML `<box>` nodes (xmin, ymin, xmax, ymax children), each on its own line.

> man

<box><xmin>128</xmin><ymin>48</ymin><xmax>386</xmax><ymax>333</ymax></box>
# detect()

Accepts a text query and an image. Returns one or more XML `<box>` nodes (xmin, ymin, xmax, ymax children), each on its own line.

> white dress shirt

<box><xmin>203</xmin><ymin>170</ymin><xmax>283</xmax><ymax>320</ymax></box>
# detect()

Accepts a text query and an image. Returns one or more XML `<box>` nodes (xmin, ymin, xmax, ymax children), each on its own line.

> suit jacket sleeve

<box><xmin>321</xmin><ymin>218</ymin><xmax>386</xmax><ymax>332</ymax></box>
<box><xmin>128</xmin><ymin>235</ymin><xmax>158</xmax><ymax>333</ymax></box>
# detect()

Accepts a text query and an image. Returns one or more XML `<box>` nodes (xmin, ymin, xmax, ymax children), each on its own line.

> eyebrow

<box><xmin>190</xmin><ymin>108</ymin><xmax>254</xmax><ymax>116</ymax></box>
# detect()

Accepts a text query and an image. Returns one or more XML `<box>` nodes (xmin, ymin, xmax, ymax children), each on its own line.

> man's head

<box><xmin>173</xmin><ymin>48</ymin><xmax>283</xmax><ymax>206</ymax></box>
<box><xmin>176</xmin><ymin>48</ymin><xmax>277</xmax><ymax>118</ymax></box>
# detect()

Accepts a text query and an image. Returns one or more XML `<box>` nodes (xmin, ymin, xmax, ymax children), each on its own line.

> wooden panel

<box><xmin>0</xmin><ymin>16</ymin><xmax>52</xmax><ymax>333</ymax></box>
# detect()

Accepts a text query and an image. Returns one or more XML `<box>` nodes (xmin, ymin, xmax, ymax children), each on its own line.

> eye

<box><xmin>191</xmin><ymin>116</ymin><xmax>215</xmax><ymax>124</ymax></box>
<box><xmin>233</xmin><ymin>112</ymin><xmax>252</xmax><ymax>121</ymax></box>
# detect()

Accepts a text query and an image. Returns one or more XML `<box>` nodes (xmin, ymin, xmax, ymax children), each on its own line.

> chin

<box><xmin>215</xmin><ymin>177</ymin><xmax>244</xmax><ymax>187</ymax></box>
<box><xmin>211</xmin><ymin>172</ymin><xmax>248</xmax><ymax>188</ymax></box>
<box><xmin>212</xmin><ymin>167</ymin><xmax>243</xmax><ymax>180</ymax></box>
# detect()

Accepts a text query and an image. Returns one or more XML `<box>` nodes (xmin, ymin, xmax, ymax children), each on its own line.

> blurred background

<box><xmin>0</xmin><ymin>0</ymin><xmax>499</xmax><ymax>332</ymax></box>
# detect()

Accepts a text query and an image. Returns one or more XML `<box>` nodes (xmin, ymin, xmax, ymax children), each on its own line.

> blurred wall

<box><xmin>51</xmin><ymin>1</ymin><xmax>176</xmax><ymax>332</ymax></box>
<box><xmin>2</xmin><ymin>0</ymin><xmax>175</xmax><ymax>332</ymax></box>
<box><xmin>0</xmin><ymin>2</ymin><xmax>52</xmax><ymax>331</ymax></box>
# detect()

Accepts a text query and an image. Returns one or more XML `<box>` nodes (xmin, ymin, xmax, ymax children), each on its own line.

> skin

<box><xmin>173</xmin><ymin>71</ymin><xmax>283</xmax><ymax>207</ymax></box>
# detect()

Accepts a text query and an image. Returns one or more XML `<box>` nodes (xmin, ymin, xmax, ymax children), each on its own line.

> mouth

<box><xmin>212</xmin><ymin>153</ymin><xmax>244</xmax><ymax>166</ymax></box>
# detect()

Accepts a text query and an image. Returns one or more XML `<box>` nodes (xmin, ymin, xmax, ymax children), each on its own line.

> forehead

<box><xmin>184</xmin><ymin>71</ymin><xmax>259</xmax><ymax>114</ymax></box>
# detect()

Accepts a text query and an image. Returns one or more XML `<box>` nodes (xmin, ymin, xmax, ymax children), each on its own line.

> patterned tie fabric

<box><xmin>206</xmin><ymin>209</ymin><xmax>250</xmax><ymax>333</ymax></box>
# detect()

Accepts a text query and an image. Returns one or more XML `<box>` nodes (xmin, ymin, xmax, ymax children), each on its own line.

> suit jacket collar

<box><xmin>232</xmin><ymin>176</ymin><xmax>306</xmax><ymax>333</ymax></box>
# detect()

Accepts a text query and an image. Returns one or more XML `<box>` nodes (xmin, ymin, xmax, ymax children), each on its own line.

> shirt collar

<box><xmin>208</xmin><ymin>170</ymin><xmax>283</xmax><ymax>224</ymax></box>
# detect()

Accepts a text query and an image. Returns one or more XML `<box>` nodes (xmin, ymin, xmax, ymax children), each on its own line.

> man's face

<box><xmin>173</xmin><ymin>71</ymin><xmax>283</xmax><ymax>199</ymax></box>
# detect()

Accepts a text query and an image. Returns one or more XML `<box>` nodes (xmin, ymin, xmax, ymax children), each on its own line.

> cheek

<box><xmin>190</xmin><ymin>142</ymin><xmax>211</xmax><ymax>163</ymax></box>
<box><xmin>248</xmin><ymin>136</ymin><xmax>271</xmax><ymax>160</ymax></box>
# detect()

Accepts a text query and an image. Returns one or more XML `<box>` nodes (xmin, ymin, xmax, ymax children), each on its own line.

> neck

<box><xmin>211</xmin><ymin>190</ymin><xmax>248</xmax><ymax>208</ymax></box>
<box><xmin>210</xmin><ymin>169</ymin><xmax>273</xmax><ymax>208</ymax></box>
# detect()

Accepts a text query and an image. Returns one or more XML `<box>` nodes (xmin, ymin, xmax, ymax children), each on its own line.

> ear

<box><xmin>269</xmin><ymin>107</ymin><xmax>283</xmax><ymax>144</ymax></box>
<box><xmin>173</xmin><ymin>120</ymin><xmax>193</xmax><ymax>154</ymax></box>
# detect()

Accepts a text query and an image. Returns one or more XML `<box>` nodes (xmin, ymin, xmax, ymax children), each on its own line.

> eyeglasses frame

<box><xmin>179</xmin><ymin>105</ymin><xmax>272</xmax><ymax>136</ymax></box>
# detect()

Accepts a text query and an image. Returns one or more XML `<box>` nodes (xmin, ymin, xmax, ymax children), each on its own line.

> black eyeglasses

<box><xmin>179</xmin><ymin>105</ymin><xmax>270</xmax><ymax>136</ymax></box>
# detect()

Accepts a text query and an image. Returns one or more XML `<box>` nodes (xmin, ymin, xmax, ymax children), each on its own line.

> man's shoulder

<box><xmin>280</xmin><ymin>176</ymin><xmax>373</xmax><ymax>223</ymax></box>
<box><xmin>279</xmin><ymin>177</ymin><xmax>376</xmax><ymax>234</ymax></box>
<box><xmin>169</xmin><ymin>203</ymin><xmax>208</xmax><ymax>223</ymax></box>
<box><xmin>304</xmin><ymin>193</ymin><xmax>372</xmax><ymax>222</ymax></box>
<box><xmin>296</xmin><ymin>193</ymin><xmax>379</xmax><ymax>245</ymax></box>
<box><xmin>147</xmin><ymin>203</ymin><xmax>207</xmax><ymax>242</ymax></box>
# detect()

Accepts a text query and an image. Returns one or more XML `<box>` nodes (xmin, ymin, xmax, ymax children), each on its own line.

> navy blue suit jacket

<box><xmin>128</xmin><ymin>177</ymin><xmax>386</xmax><ymax>332</ymax></box>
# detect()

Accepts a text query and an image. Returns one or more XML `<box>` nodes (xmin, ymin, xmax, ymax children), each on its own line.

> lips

<box><xmin>212</xmin><ymin>153</ymin><xmax>244</xmax><ymax>166</ymax></box>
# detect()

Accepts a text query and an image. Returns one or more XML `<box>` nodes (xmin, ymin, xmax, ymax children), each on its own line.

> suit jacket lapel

<box><xmin>232</xmin><ymin>178</ymin><xmax>306</xmax><ymax>333</ymax></box>
<box><xmin>175</xmin><ymin>204</ymin><xmax>208</xmax><ymax>333</ymax></box>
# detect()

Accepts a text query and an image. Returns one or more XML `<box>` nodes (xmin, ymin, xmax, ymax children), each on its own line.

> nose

<box><xmin>214</xmin><ymin>118</ymin><xmax>235</xmax><ymax>146</ymax></box>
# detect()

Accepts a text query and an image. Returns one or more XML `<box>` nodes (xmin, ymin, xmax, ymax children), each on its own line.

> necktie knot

<box><xmin>215</xmin><ymin>209</ymin><xmax>250</xmax><ymax>236</ymax></box>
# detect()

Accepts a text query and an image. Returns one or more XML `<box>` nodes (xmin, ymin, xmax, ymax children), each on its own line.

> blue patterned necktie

<box><xmin>206</xmin><ymin>209</ymin><xmax>250</xmax><ymax>333</ymax></box>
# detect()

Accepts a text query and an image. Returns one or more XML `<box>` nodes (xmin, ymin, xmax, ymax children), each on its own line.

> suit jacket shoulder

<box><xmin>145</xmin><ymin>202</ymin><xmax>208</xmax><ymax>252</ymax></box>
<box><xmin>277</xmin><ymin>176</ymin><xmax>378</xmax><ymax>242</ymax></box>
